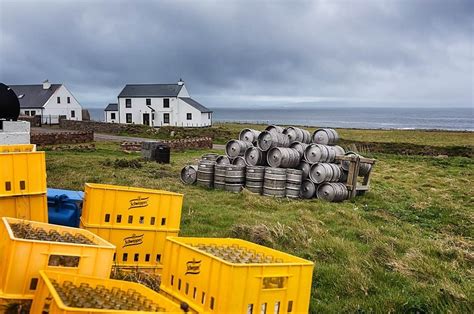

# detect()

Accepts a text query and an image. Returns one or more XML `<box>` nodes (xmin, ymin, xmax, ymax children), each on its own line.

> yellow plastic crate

<box><xmin>0</xmin><ymin>193</ymin><xmax>48</xmax><ymax>222</ymax></box>
<box><xmin>0</xmin><ymin>144</ymin><xmax>36</xmax><ymax>153</ymax></box>
<box><xmin>31</xmin><ymin>270</ymin><xmax>187</xmax><ymax>313</ymax></box>
<box><xmin>161</xmin><ymin>237</ymin><xmax>314</xmax><ymax>314</ymax></box>
<box><xmin>81</xmin><ymin>219</ymin><xmax>178</xmax><ymax>272</ymax></box>
<box><xmin>82</xmin><ymin>183</ymin><xmax>183</xmax><ymax>231</ymax></box>
<box><xmin>0</xmin><ymin>151</ymin><xmax>47</xmax><ymax>197</ymax></box>
<box><xmin>0</xmin><ymin>217</ymin><xmax>115</xmax><ymax>300</ymax></box>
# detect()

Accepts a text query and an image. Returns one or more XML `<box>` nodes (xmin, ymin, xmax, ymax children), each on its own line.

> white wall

<box><xmin>42</xmin><ymin>85</ymin><xmax>83</xmax><ymax>124</ymax></box>
<box><xmin>104</xmin><ymin>111</ymin><xmax>119</xmax><ymax>123</ymax></box>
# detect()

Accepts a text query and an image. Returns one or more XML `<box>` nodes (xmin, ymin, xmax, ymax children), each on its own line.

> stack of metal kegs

<box><xmin>180</xmin><ymin>125</ymin><xmax>366</xmax><ymax>202</ymax></box>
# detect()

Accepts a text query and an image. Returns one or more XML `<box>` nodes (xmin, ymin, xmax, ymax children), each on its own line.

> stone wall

<box><xmin>31</xmin><ymin>131</ymin><xmax>94</xmax><ymax>146</ymax></box>
<box><xmin>59</xmin><ymin>119</ymin><xmax>153</xmax><ymax>135</ymax></box>
<box><xmin>121</xmin><ymin>137</ymin><xmax>213</xmax><ymax>152</ymax></box>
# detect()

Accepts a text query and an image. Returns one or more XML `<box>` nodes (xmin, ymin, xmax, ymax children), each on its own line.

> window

<box><xmin>57</xmin><ymin>97</ymin><xmax>61</xmax><ymax>103</ymax></box>
<box><xmin>210</xmin><ymin>297</ymin><xmax>215</xmax><ymax>310</ymax></box>
<box><xmin>125</xmin><ymin>98</ymin><xmax>132</xmax><ymax>108</ymax></box>
<box><xmin>31</xmin><ymin>110</ymin><xmax>36</xmax><ymax>116</ymax></box>
<box><xmin>126</xmin><ymin>113</ymin><xmax>132</xmax><ymax>123</ymax></box>
<box><xmin>187</xmin><ymin>113</ymin><xmax>192</xmax><ymax>120</ymax></box>
<box><xmin>128</xmin><ymin>215</ymin><xmax>133</xmax><ymax>223</ymax></box>
<box><xmin>111</xmin><ymin>112</ymin><xmax>116</xmax><ymax>119</ymax></box>
<box><xmin>116</xmin><ymin>215</ymin><xmax>122</xmax><ymax>223</ymax></box>
<box><xmin>178</xmin><ymin>279</ymin><xmax>181</xmax><ymax>290</ymax></box>
<box><xmin>161</xmin><ymin>218</ymin><xmax>166</xmax><ymax>226</ymax></box>
<box><xmin>25</xmin><ymin>110</ymin><xmax>30</xmax><ymax>116</ymax></box>
<box><xmin>71</xmin><ymin>110</ymin><xmax>75</xmax><ymax>118</ymax></box>
<box><xmin>29</xmin><ymin>278</ymin><xmax>39</xmax><ymax>290</ymax></box>
<box><xmin>146</xmin><ymin>98</ymin><xmax>151</xmax><ymax>106</ymax></box>
<box><xmin>123</xmin><ymin>253</ymin><xmax>128</xmax><ymax>261</ymax></box>
<box><xmin>145</xmin><ymin>254</ymin><xmax>150</xmax><ymax>262</ymax></box>
<box><xmin>163</xmin><ymin>113</ymin><xmax>170</xmax><ymax>124</ymax></box>
<box><xmin>150</xmin><ymin>217</ymin><xmax>156</xmax><ymax>225</ymax></box>
<box><xmin>152</xmin><ymin>112</ymin><xmax>155</xmax><ymax>120</ymax></box>
<box><xmin>208</xmin><ymin>113</ymin><xmax>211</xmax><ymax>119</ymax></box>
<box><xmin>134</xmin><ymin>253</ymin><xmax>139</xmax><ymax>262</ymax></box>
<box><xmin>156</xmin><ymin>254</ymin><xmax>161</xmax><ymax>262</ymax></box>
<box><xmin>104</xmin><ymin>214</ymin><xmax>110</xmax><ymax>222</ymax></box>
<box><xmin>287</xmin><ymin>301</ymin><xmax>293</xmax><ymax>313</ymax></box>
<box><xmin>67</xmin><ymin>96</ymin><xmax>71</xmax><ymax>103</ymax></box>
<box><xmin>163</xmin><ymin>98</ymin><xmax>170</xmax><ymax>108</ymax></box>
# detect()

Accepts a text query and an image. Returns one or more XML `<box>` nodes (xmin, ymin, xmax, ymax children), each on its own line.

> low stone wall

<box><xmin>121</xmin><ymin>137</ymin><xmax>213</xmax><ymax>152</ymax></box>
<box><xmin>31</xmin><ymin>131</ymin><xmax>94</xmax><ymax>146</ymax></box>
<box><xmin>59</xmin><ymin>119</ymin><xmax>153</xmax><ymax>135</ymax></box>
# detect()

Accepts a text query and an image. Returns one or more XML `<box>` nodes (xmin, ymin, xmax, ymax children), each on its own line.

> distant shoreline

<box><xmin>213</xmin><ymin>121</ymin><xmax>474</xmax><ymax>132</ymax></box>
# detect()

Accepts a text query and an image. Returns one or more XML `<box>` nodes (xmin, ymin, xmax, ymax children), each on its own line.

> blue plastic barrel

<box><xmin>47</xmin><ymin>188</ymin><xmax>84</xmax><ymax>227</ymax></box>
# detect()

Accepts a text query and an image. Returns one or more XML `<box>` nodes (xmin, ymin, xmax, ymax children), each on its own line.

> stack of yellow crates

<box><xmin>160</xmin><ymin>236</ymin><xmax>314</xmax><ymax>313</ymax></box>
<box><xmin>0</xmin><ymin>144</ymin><xmax>48</xmax><ymax>222</ymax></box>
<box><xmin>80</xmin><ymin>183</ymin><xmax>183</xmax><ymax>273</ymax></box>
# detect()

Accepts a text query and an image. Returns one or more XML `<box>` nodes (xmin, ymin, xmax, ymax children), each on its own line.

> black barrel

<box><xmin>155</xmin><ymin>144</ymin><xmax>170</xmax><ymax>163</ymax></box>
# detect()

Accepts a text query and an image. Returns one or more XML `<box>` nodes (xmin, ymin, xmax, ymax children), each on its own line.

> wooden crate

<box><xmin>336</xmin><ymin>154</ymin><xmax>376</xmax><ymax>198</ymax></box>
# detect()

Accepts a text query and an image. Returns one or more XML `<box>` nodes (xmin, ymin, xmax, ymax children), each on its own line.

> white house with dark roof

<box><xmin>10</xmin><ymin>80</ymin><xmax>83</xmax><ymax>124</ymax></box>
<box><xmin>112</xmin><ymin>79</ymin><xmax>212</xmax><ymax>127</ymax></box>
<box><xmin>104</xmin><ymin>103</ymin><xmax>118</xmax><ymax>123</ymax></box>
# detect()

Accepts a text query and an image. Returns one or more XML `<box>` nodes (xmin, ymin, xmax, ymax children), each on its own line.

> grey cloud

<box><xmin>0</xmin><ymin>0</ymin><xmax>472</xmax><ymax>108</ymax></box>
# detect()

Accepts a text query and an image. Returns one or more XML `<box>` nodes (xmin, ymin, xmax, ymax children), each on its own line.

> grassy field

<box><xmin>44</xmin><ymin>128</ymin><xmax>473</xmax><ymax>313</ymax></box>
<box><xmin>89</xmin><ymin>122</ymin><xmax>474</xmax><ymax>148</ymax></box>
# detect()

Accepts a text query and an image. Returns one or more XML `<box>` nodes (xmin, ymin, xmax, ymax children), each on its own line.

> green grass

<box><xmin>44</xmin><ymin>137</ymin><xmax>473</xmax><ymax>313</ymax></box>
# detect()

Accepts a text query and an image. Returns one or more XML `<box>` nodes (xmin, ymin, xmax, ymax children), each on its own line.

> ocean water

<box><xmin>86</xmin><ymin>107</ymin><xmax>473</xmax><ymax>131</ymax></box>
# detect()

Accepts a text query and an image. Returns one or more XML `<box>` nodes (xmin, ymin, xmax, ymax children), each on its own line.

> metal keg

<box><xmin>300</xmin><ymin>180</ymin><xmax>317</xmax><ymax>199</ymax></box>
<box><xmin>245</xmin><ymin>166</ymin><xmax>265</xmax><ymax>194</ymax></box>
<box><xmin>286</xmin><ymin>168</ymin><xmax>303</xmax><ymax>184</ymax></box>
<box><xmin>267</xmin><ymin>147</ymin><xmax>300</xmax><ymax>168</ymax></box>
<box><xmin>304</xmin><ymin>144</ymin><xmax>330</xmax><ymax>163</ymax></box>
<box><xmin>265</xmin><ymin>125</ymin><xmax>284</xmax><ymax>134</ymax></box>
<box><xmin>286</xmin><ymin>169</ymin><xmax>303</xmax><ymax>199</ymax></box>
<box><xmin>246</xmin><ymin>165</ymin><xmax>265</xmax><ymax>181</ymax></box>
<box><xmin>216</xmin><ymin>155</ymin><xmax>232</xmax><ymax>165</ymax></box>
<box><xmin>232</xmin><ymin>156</ymin><xmax>248</xmax><ymax>166</ymax></box>
<box><xmin>333</xmin><ymin>145</ymin><xmax>345</xmax><ymax>156</ymax></box>
<box><xmin>290</xmin><ymin>141</ymin><xmax>309</xmax><ymax>158</ymax></box>
<box><xmin>312</xmin><ymin>128</ymin><xmax>339</xmax><ymax>145</ymax></box>
<box><xmin>225</xmin><ymin>140</ymin><xmax>253</xmax><ymax>158</ymax></box>
<box><xmin>225</xmin><ymin>165</ymin><xmax>245</xmax><ymax>193</ymax></box>
<box><xmin>263</xmin><ymin>167</ymin><xmax>286</xmax><ymax>197</ymax></box>
<box><xmin>283</xmin><ymin>126</ymin><xmax>311</xmax><ymax>144</ymax></box>
<box><xmin>341</xmin><ymin>152</ymin><xmax>372</xmax><ymax>176</ymax></box>
<box><xmin>309</xmin><ymin>163</ymin><xmax>342</xmax><ymax>184</ymax></box>
<box><xmin>201</xmin><ymin>153</ymin><xmax>219</xmax><ymax>162</ymax></box>
<box><xmin>214</xmin><ymin>164</ymin><xmax>227</xmax><ymax>190</ymax></box>
<box><xmin>239</xmin><ymin>128</ymin><xmax>261</xmax><ymax>144</ymax></box>
<box><xmin>316</xmin><ymin>182</ymin><xmax>349</xmax><ymax>202</ymax></box>
<box><xmin>180</xmin><ymin>165</ymin><xmax>198</xmax><ymax>184</ymax></box>
<box><xmin>297</xmin><ymin>161</ymin><xmax>311</xmax><ymax>180</ymax></box>
<box><xmin>257</xmin><ymin>131</ymin><xmax>290</xmax><ymax>151</ymax></box>
<box><xmin>197</xmin><ymin>160</ymin><xmax>215</xmax><ymax>188</ymax></box>
<box><xmin>244</xmin><ymin>146</ymin><xmax>267</xmax><ymax>166</ymax></box>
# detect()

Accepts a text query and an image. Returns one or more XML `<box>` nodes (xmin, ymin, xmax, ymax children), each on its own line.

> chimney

<box><xmin>43</xmin><ymin>80</ymin><xmax>51</xmax><ymax>90</ymax></box>
<box><xmin>177</xmin><ymin>78</ymin><xmax>184</xmax><ymax>86</ymax></box>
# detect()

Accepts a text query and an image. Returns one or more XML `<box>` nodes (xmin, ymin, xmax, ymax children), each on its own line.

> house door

<box><xmin>143</xmin><ymin>113</ymin><xmax>150</xmax><ymax>126</ymax></box>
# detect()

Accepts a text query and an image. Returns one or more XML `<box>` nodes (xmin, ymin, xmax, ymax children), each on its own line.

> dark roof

<box><xmin>118</xmin><ymin>84</ymin><xmax>183</xmax><ymax>97</ymax></box>
<box><xmin>9</xmin><ymin>84</ymin><xmax>61</xmax><ymax>108</ymax></box>
<box><xmin>179</xmin><ymin>97</ymin><xmax>212</xmax><ymax>113</ymax></box>
<box><xmin>104</xmin><ymin>103</ymin><xmax>118</xmax><ymax>111</ymax></box>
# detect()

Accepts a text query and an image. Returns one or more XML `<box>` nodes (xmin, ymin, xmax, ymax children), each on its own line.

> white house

<box><xmin>10</xmin><ymin>80</ymin><xmax>83</xmax><ymax>124</ymax></box>
<box><xmin>104</xmin><ymin>103</ymin><xmax>118</xmax><ymax>123</ymax></box>
<box><xmin>110</xmin><ymin>80</ymin><xmax>212</xmax><ymax>127</ymax></box>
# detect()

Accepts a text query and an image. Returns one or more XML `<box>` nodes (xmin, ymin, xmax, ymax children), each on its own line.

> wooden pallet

<box><xmin>336</xmin><ymin>154</ymin><xmax>376</xmax><ymax>198</ymax></box>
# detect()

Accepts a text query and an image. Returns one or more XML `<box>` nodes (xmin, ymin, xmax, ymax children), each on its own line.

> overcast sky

<box><xmin>0</xmin><ymin>0</ymin><xmax>472</xmax><ymax>108</ymax></box>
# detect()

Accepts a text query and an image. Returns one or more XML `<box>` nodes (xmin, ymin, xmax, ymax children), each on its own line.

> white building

<box><xmin>10</xmin><ymin>80</ymin><xmax>83</xmax><ymax>124</ymax></box>
<box><xmin>104</xmin><ymin>103</ymin><xmax>118</xmax><ymax>123</ymax></box>
<box><xmin>110</xmin><ymin>80</ymin><xmax>212</xmax><ymax>127</ymax></box>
